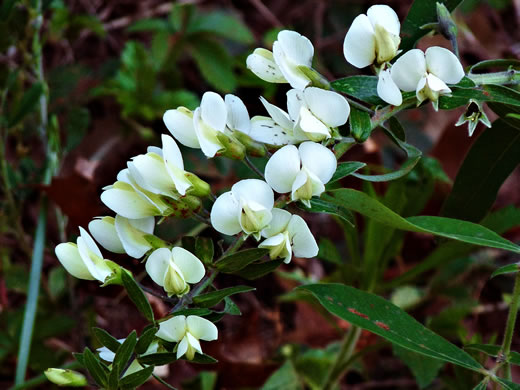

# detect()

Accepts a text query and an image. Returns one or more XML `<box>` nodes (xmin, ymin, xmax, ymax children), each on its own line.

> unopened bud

<box><xmin>185</xmin><ymin>172</ymin><xmax>210</xmax><ymax>197</ymax></box>
<box><xmin>216</xmin><ymin>133</ymin><xmax>246</xmax><ymax>160</ymax></box>
<box><xmin>232</xmin><ymin>131</ymin><xmax>266</xmax><ymax>157</ymax></box>
<box><xmin>297</xmin><ymin>66</ymin><xmax>330</xmax><ymax>90</ymax></box>
<box><xmin>44</xmin><ymin>368</ymin><xmax>87</xmax><ymax>387</ymax></box>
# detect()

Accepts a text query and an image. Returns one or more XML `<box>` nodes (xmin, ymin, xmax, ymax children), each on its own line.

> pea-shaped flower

<box><xmin>247</xmin><ymin>30</ymin><xmax>314</xmax><ymax>90</ymax></box>
<box><xmin>343</xmin><ymin>5</ymin><xmax>401</xmax><ymax>68</ymax></box>
<box><xmin>55</xmin><ymin>227</ymin><xmax>115</xmax><ymax>283</ymax></box>
<box><xmin>156</xmin><ymin>315</ymin><xmax>218</xmax><ymax>360</ymax></box>
<box><xmin>389</xmin><ymin>47</ymin><xmax>464</xmax><ymax>110</ymax></box>
<box><xmin>145</xmin><ymin>247</ymin><xmax>205</xmax><ymax>297</ymax></box>
<box><xmin>210</xmin><ymin>179</ymin><xmax>274</xmax><ymax>240</ymax></box>
<box><xmin>89</xmin><ymin>215</ymin><xmax>155</xmax><ymax>259</ymax></box>
<box><xmin>259</xmin><ymin>209</ymin><xmax>318</xmax><ymax>263</ymax></box>
<box><xmin>264</xmin><ymin>142</ymin><xmax>337</xmax><ymax>207</ymax></box>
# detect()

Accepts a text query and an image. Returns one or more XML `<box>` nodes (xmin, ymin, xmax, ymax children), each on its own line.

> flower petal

<box><xmin>287</xmin><ymin>215</ymin><xmax>318</xmax><ymax>258</ymax></box>
<box><xmin>161</xmin><ymin>134</ymin><xmax>184</xmax><ymax>170</ymax></box>
<box><xmin>101</xmin><ymin>181</ymin><xmax>159</xmax><ymax>219</ymax></box>
<box><xmin>187</xmin><ymin>315</ymin><xmax>218</xmax><ymax>341</ymax></box>
<box><xmin>425</xmin><ymin>46</ymin><xmax>464</xmax><ymax>84</ymax></box>
<box><xmin>193</xmin><ymin>108</ymin><xmax>224</xmax><ymax>158</ymax></box>
<box><xmin>259</xmin><ymin>97</ymin><xmax>293</xmax><ymax>130</ymax></box>
<box><xmin>131</xmin><ymin>153</ymin><xmax>176</xmax><ymax>197</ymax></box>
<box><xmin>286</xmin><ymin>89</ymin><xmax>305</xmax><ymax>122</ymax></box>
<box><xmin>163</xmin><ymin>108</ymin><xmax>200</xmax><ymax>149</ymax></box>
<box><xmin>298</xmin><ymin>142</ymin><xmax>337</xmax><ymax>184</ymax></box>
<box><xmin>76</xmin><ymin>236</ymin><xmax>112</xmax><ymax>282</ymax></box>
<box><xmin>171</xmin><ymin>247</ymin><xmax>205</xmax><ymax>284</ymax></box>
<box><xmin>79</xmin><ymin>226</ymin><xmax>103</xmax><ymax>258</ymax></box>
<box><xmin>210</xmin><ymin>191</ymin><xmax>242</xmax><ymax>235</ymax></box>
<box><xmin>377</xmin><ymin>69</ymin><xmax>403</xmax><ymax>106</ymax></box>
<box><xmin>177</xmin><ymin>336</ymin><xmax>189</xmax><ymax>359</ymax></box>
<box><xmin>343</xmin><ymin>14</ymin><xmax>376</xmax><ymax>68</ymax></box>
<box><xmin>88</xmin><ymin>217</ymin><xmax>125</xmax><ymax>254</ymax></box>
<box><xmin>303</xmin><ymin>87</ymin><xmax>350</xmax><ymax>127</ymax></box>
<box><xmin>264</xmin><ymin>145</ymin><xmax>301</xmax><ymax>194</ymax></box>
<box><xmin>298</xmin><ymin>106</ymin><xmax>331</xmax><ymax>141</ymax></box>
<box><xmin>391</xmin><ymin>49</ymin><xmax>426</xmax><ymax>92</ymax></box>
<box><xmin>426</xmin><ymin>73</ymin><xmax>451</xmax><ymax>93</ymax></box>
<box><xmin>115</xmin><ymin>215</ymin><xmax>154</xmax><ymax>258</ymax></box>
<box><xmin>157</xmin><ymin>315</ymin><xmax>187</xmax><ymax>343</ymax></box>
<box><xmin>367</xmin><ymin>4</ymin><xmax>400</xmax><ymax>36</ymax></box>
<box><xmin>162</xmin><ymin>134</ymin><xmax>192</xmax><ymax>196</ymax></box>
<box><xmin>277</xmin><ymin>30</ymin><xmax>314</xmax><ymax>66</ymax></box>
<box><xmin>249</xmin><ymin>116</ymin><xmax>297</xmax><ymax>146</ymax></box>
<box><xmin>186</xmin><ymin>333</ymin><xmax>203</xmax><ymax>355</ymax></box>
<box><xmin>246</xmin><ymin>48</ymin><xmax>287</xmax><ymax>83</ymax></box>
<box><xmin>55</xmin><ymin>243</ymin><xmax>95</xmax><ymax>280</ymax></box>
<box><xmin>145</xmin><ymin>248</ymin><xmax>172</xmax><ymax>287</ymax></box>
<box><xmin>232</xmin><ymin>179</ymin><xmax>274</xmax><ymax>210</ymax></box>
<box><xmin>201</xmin><ymin>91</ymin><xmax>227</xmax><ymax>132</ymax></box>
<box><xmin>273</xmin><ymin>41</ymin><xmax>311</xmax><ymax>90</ymax></box>
<box><xmin>261</xmin><ymin>208</ymin><xmax>292</xmax><ymax>237</ymax></box>
<box><xmin>225</xmin><ymin>94</ymin><xmax>250</xmax><ymax>134</ymax></box>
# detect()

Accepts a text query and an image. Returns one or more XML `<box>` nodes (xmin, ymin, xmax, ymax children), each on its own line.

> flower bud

<box><xmin>296</xmin><ymin>65</ymin><xmax>331</xmax><ymax>90</ymax></box>
<box><xmin>232</xmin><ymin>131</ymin><xmax>266</xmax><ymax>157</ymax></box>
<box><xmin>102</xmin><ymin>261</ymin><xmax>128</xmax><ymax>286</ymax></box>
<box><xmin>167</xmin><ymin>195</ymin><xmax>202</xmax><ymax>219</ymax></box>
<box><xmin>216</xmin><ymin>133</ymin><xmax>246</xmax><ymax>160</ymax></box>
<box><xmin>373</xmin><ymin>24</ymin><xmax>400</xmax><ymax>64</ymax></box>
<box><xmin>185</xmin><ymin>172</ymin><xmax>210</xmax><ymax>197</ymax></box>
<box><xmin>164</xmin><ymin>262</ymin><xmax>189</xmax><ymax>296</ymax></box>
<box><xmin>44</xmin><ymin>368</ymin><xmax>87</xmax><ymax>387</ymax></box>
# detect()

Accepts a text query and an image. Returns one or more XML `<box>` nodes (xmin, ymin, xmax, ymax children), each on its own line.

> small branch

<box><xmin>467</xmin><ymin>70</ymin><xmax>520</xmax><ymax>86</ymax></box>
<box><xmin>370</xmin><ymin>97</ymin><xmax>416</xmax><ymax>131</ymax></box>
<box><xmin>192</xmin><ymin>213</ymin><xmax>211</xmax><ymax>225</ymax></box>
<box><xmin>152</xmin><ymin>373</ymin><xmax>179</xmax><ymax>390</ymax></box>
<box><xmin>243</xmin><ymin>156</ymin><xmax>265</xmax><ymax>180</ymax></box>
<box><xmin>138</xmin><ymin>283</ymin><xmax>178</xmax><ymax>304</ymax></box>
<box><xmin>499</xmin><ymin>271</ymin><xmax>520</xmax><ymax>379</ymax></box>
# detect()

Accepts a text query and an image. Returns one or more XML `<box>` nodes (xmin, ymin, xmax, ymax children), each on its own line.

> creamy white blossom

<box><xmin>389</xmin><ymin>47</ymin><xmax>464</xmax><ymax>110</ymax></box>
<box><xmin>89</xmin><ymin>215</ymin><xmax>155</xmax><ymax>258</ymax></box>
<box><xmin>259</xmin><ymin>209</ymin><xmax>318</xmax><ymax>263</ymax></box>
<box><xmin>247</xmin><ymin>30</ymin><xmax>314</xmax><ymax>89</ymax></box>
<box><xmin>145</xmin><ymin>247</ymin><xmax>205</xmax><ymax>297</ymax></box>
<box><xmin>55</xmin><ymin>227</ymin><xmax>115</xmax><ymax>282</ymax></box>
<box><xmin>264</xmin><ymin>142</ymin><xmax>337</xmax><ymax>207</ymax></box>
<box><xmin>156</xmin><ymin>315</ymin><xmax>218</xmax><ymax>360</ymax></box>
<box><xmin>210</xmin><ymin>179</ymin><xmax>274</xmax><ymax>239</ymax></box>
<box><xmin>343</xmin><ymin>4</ymin><xmax>401</xmax><ymax>68</ymax></box>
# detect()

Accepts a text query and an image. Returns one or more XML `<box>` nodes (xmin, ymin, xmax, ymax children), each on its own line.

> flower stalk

<box><xmin>499</xmin><ymin>271</ymin><xmax>520</xmax><ymax>379</ymax></box>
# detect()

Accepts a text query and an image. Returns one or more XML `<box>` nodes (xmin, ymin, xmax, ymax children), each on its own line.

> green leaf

<box><xmin>495</xmin><ymin>377</ymin><xmax>520</xmax><ymax>390</ymax></box>
<box><xmin>8</xmin><ymin>82</ymin><xmax>43</xmax><ymax>127</ymax></box>
<box><xmin>113</xmin><ymin>331</ymin><xmax>137</xmax><ymax>377</ymax></box>
<box><xmin>121</xmin><ymin>271</ymin><xmax>155</xmax><ymax>322</ymax></box>
<box><xmin>441</xmin><ymin>118</ymin><xmax>520</xmax><ymax>222</ymax></box>
<box><xmin>215</xmin><ymin>248</ymin><xmax>269</xmax><ymax>273</ymax></box>
<box><xmin>138</xmin><ymin>352</ymin><xmax>177</xmax><ymax>366</ymax></box>
<box><xmin>299</xmin><ymin>283</ymin><xmax>483</xmax><ymax>371</ymax></box>
<box><xmin>135</xmin><ymin>327</ymin><xmax>158</xmax><ymax>355</ymax></box>
<box><xmin>318</xmin><ymin>238</ymin><xmax>342</xmax><ymax>265</ymax></box>
<box><xmin>261</xmin><ymin>360</ymin><xmax>302</xmax><ymax>390</ymax></box>
<box><xmin>65</xmin><ymin>107</ymin><xmax>90</xmax><ymax>152</ymax></box>
<box><xmin>472</xmin><ymin>379</ymin><xmax>490</xmax><ymax>390</ymax></box>
<box><xmin>393</xmin><ymin>344</ymin><xmax>445</xmax><ymax>389</ymax></box>
<box><xmin>469</xmin><ymin>59</ymin><xmax>520</xmax><ymax>73</ymax></box>
<box><xmin>193</xmin><ymin>286</ymin><xmax>255</xmax><ymax>308</ymax></box>
<box><xmin>195</xmin><ymin>237</ymin><xmax>214</xmax><ymax>264</ymax></box>
<box><xmin>331</xmin><ymin>76</ymin><xmax>383</xmax><ymax>105</ymax></box>
<box><xmin>187</xmin><ymin>353</ymin><xmax>218</xmax><ymax>364</ymax></box>
<box><xmin>464</xmin><ymin>343</ymin><xmax>520</xmax><ymax>365</ymax></box>
<box><xmin>119</xmin><ymin>366</ymin><xmax>155</xmax><ymax>388</ymax></box>
<box><xmin>127</xmin><ymin>18</ymin><xmax>170</xmax><ymax>32</ymax></box>
<box><xmin>323</xmin><ymin>189</ymin><xmax>520</xmax><ymax>254</ymax></box>
<box><xmin>188</xmin><ymin>12</ymin><xmax>253</xmax><ymax>44</ymax></box>
<box><xmin>349</xmin><ymin>107</ymin><xmax>372</xmax><ymax>142</ymax></box>
<box><xmin>491</xmin><ymin>263</ymin><xmax>520</xmax><ymax>278</ymax></box>
<box><xmin>299</xmin><ymin>198</ymin><xmax>355</xmax><ymax>227</ymax></box>
<box><xmin>189</xmin><ymin>38</ymin><xmax>236</xmax><ymax>92</ymax></box>
<box><xmin>233</xmin><ymin>259</ymin><xmax>284</xmax><ymax>280</ymax></box>
<box><xmin>400</xmin><ymin>0</ymin><xmax>464</xmax><ymax>52</ymax></box>
<box><xmin>171</xmin><ymin>308</ymin><xmax>212</xmax><ymax>317</ymax></box>
<box><xmin>93</xmin><ymin>328</ymin><xmax>121</xmax><ymax>353</ymax></box>
<box><xmin>329</xmin><ymin>162</ymin><xmax>366</xmax><ymax>183</ymax></box>
<box><xmin>83</xmin><ymin>347</ymin><xmax>108</xmax><ymax>387</ymax></box>
<box><xmin>439</xmin><ymin>84</ymin><xmax>520</xmax><ymax>110</ymax></box>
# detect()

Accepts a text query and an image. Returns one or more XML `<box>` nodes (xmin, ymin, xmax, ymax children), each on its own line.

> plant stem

<box><xmin>499</xmin><ymin>271</ymin><xmax>520</xmax><ymax>379</ymax></box>
<box><xmin>243</xmin><ymin>156</ymin><xmax>265</xmax><ymax>180</ymax></box>
<box><xmin>468</xmin><ymin>70</ymin><xmax>520</xmax><ymax>86</ymax></box>
<box><xmin>321</xmin><ymin>326</ymin><xmax>362</xmax><ymax>390</ymax></box>
<box><xmin>370</xmin><ymin>97</ymin><xmax>416</xmax><ymax>130</ymax></box>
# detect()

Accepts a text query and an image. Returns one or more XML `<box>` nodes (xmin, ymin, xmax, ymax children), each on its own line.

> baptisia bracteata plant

<box><xmin>48</xmin><ymin>3</ymin><xmax>520</xmax><ymax>389</ymax></box>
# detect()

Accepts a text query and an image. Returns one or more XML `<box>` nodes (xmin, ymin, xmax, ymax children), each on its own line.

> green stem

<box><xmin>321</xmin><ymin>326</ymin><xmax>362</xmax><ymax>390</ymax></box>
<box><xmin>467</xmin><ymin>70</ymin><xmax>520</xmax><ymax>86</ymax></box>
<box><xmin>243</xmin><ymin>156</ymin><xmax>265</xmax><ymax>180</ymax></box>
<box><xmin>152</xmin><ymin>373</ymin><xmax>179</xmax><ymax>390</ymax></box>
<box><xmin>370</xmin><ymin>97</ymin><xmax>416</xmax><ymax>130</ymax></box>
<box><xmin>499</xmin><ymin>271</ymin><xmax>520</xmax><ymax>379</ymax></box>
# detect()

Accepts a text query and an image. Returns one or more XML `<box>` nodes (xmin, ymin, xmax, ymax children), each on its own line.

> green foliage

<box><xmin>193</xmin><ymin>286</ymin><xmax>255</xmax><ymax>308</ymax></box>
<box><xmin>121</xmin><ymin>271</ymin><xmax>155</xmax><ymax>322</ymax></box>
<box><xmin>261</xmin><ymin>361</ymin><xmax>303</xmax><ymax>390</ymax></box>
<box><xmin>215</xmin><ymin>248</ymin><xmax>269</xmax><ymax>273</ymax></box>
<box><xmin>393</xmin><ymin>344</ymin><xmax>445</xmax><ymax>388</ymax></box>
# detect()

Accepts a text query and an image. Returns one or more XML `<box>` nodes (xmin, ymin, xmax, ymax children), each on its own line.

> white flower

<box><xmin>210</xmin><ymin>179</ymin><xmax>274</xmax><ymax>239</ymax></box>
<box><xmin>89</xmin><ymin>215</ymin><xmax>155</xmax><ymax>259</ymax></box>
<box><xmin>247</xmin><ymin>30</ymin><xmax>314</xmax><ymax>90</ymax></box>
<box><xmin>390</xmin><ymin>47</ymin><xmax>464</xmax><ymax>110</ymax></box>
<box><xmin>156</xmin><ymin>315</ymin><xmax>218</xmax><ymax>360</ymax></box>
<box><xmin>259</xmin><ymin>209</ymin><xmax>318</xmax><ymax>263</ymax></box>
<box><xmin>264</xmin><ymin>142</ymin><xmax>337</xmax><ymax>207</ymax></box>
<box><xmin>225</xmin><ymin>94</ymin><xmax>251</xmax><ymax>135</ymax></box>
<box><xmin>101</xmin><ymin>168</ymin><xmax>172</xmax><ymax>219</ymax></box>
<box><xmin>343</xmin><ymin>4</ymin><xmax>401</xmax><ymax>68</ymax></box>
<box><xmin>145</xmin><ymin>247</ymin><xmax>205</xmax><ymax>297</ymax></box>
<box><xmin>55</xmin><ymin>227</ymin><xmax>114</xmax><ymax>282</ymax></box>
<box><xmin>98</xmin><ymin>339</ymin><xmax>168</xmax><ymax>378</ymax></box>
<box><xmin>377</xmin><ymin>69</ymin><xmax>403</xmax><ymax>106</ymax></box>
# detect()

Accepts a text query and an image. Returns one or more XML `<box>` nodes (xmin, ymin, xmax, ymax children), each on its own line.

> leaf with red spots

<box><xmin>298</xmin><ymin>283</ymin><xmax>483</xmax><ymax>372</ymax></box>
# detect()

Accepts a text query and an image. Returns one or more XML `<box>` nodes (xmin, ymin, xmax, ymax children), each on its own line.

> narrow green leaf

<box><xmin>113</xmin><ymin>331</ymin><xmax>137</xmax><ymax>377</ymax></box>
<box><xmin>388</xmin><ymin>117</ymin><xmax>406</xmax><ymax>141</ymax></box>
<box><xmin>83</xmin><ymin>347</ymin><xmax>108</xmax><ymax>387</ymax></box>
<box><xmin>323</xmin><ymin>189</ymin><xmax>520</xmax><ymax>254</ymax></box>
<box><xmin>329</xmin><ymin>162</ymin><xmax>366</xmax><ymax>183</ymax></box>
<box><xmin>261</xmin><ymin>360</ymin><xmax>302</xmax><ymax>390</ymax></box>
<box><xmin>195</xmin><ymin>237</ymin><xmax>214</xmax><ymax>264</ymax></box>
<box><xmin>298</xmin><ymin>284</ymin><xmax>483</xmax><ymax>371</ymax></box>
<box><xmin>193</xmin><ymin>286</ymin><xmax>255</xmax><ymax>308</ymax></box>
<box><xmin>472</xmin><ymin>379</ymin><xmax>490</xmax><ymax>390</ymax></box>
<box><xmin>8</xmin><ymin>82</ymin><xmax>43</xmax><ymax>127</ymax></box>
<box><xmin>119</xmin><ymin>366</ymin><xmax>155</xmax><ymax>388</ymax></box>
<box><xmin>349</xmin><ymin>107</ymin><xmax>372</xmax><ymax>142</ymax></box>
<box><xmin>135</xmin><ymin>327</ymin><xmax>158</xmax><ymax>355</ymax></box>
<box><xmin>441</xmin><ymin>119</ymin><xmax>520</xmax><ymax>222</ymax></box>
<box><xmin>187</xmin><ymin>353</ymin><xmax>218</xmax><ymax>364</ymax></box>
<box><xmin>331</xmin><ymin>76</ymin><xmax>383</xmax><ymax>105</ymax></box>
<box><xmin>121</xmin><ymin>271</ymin><xmax>154</xmax><ymax>322</ymax></box>
<box><xmin>93</xmin><ymin>328</ymin><xmax>121</xmax><ymax>353</ymax></box>
<box><xmin>491</xmin><ymin>263</ymin><xmax>520</xmax><ymax>278</ymax></box>
<box><xmin>138</xmin><ymin>353</ymin><xmax>177</xmax><ymax>366</ymax></box>
<box><xmin>127</xmin><ymin>18</ymin><xmax>170</xmax><ymax>32</ymax></box>
<box><xmin>171</xmin><ymin>308</ymin><xmax>212</xmax><ymax>317</ymax></box>
<box><xmin>187</xmin><ymin>12</ymin><xmax>253</xmax><ymax>44</ymax></box>
<box><xmin>439</xmin><ymin>84</ymin><xmax>520</xmax><ymax>110</ymax></box>
<box><xmin>318</xmin><ymin>238</ymin><xmax>342</xmax><ymax>265</ymax></box>
<box><xmin>215</xmin><ymin>248</ymin><xmax>269</xmax><ymax>273</ymax></box>
<box><xmin>495</xmin><ymin>377</ymin><xmax>520</xmax><ymax>390</ymax></box>
<box><xmin>465</xmin><ymin>343</ymin><xmax>520</xmax><ymax>365</ymax></box>
<box><xmin>393</xmin><ymin>344</ymin><xmax>444</xmax><ymax>389</ymax></box>
<box><xmin>234</xmin><ymin>260</ymin><xmax>284</xmax><ymax>280</ymax></box>
<box><xmin>469</xmin><ymin>59</ymin><xmax>520</xmax><ymax>73</ymax></box>
<box><xmin>400</xmin><ymin>0</ymin><xmax>463</xmax><ymax>52</ymax></box>
<box><xmin>299</xmin><ymin>198</ymin><xmax>355</xmax><ymax>227</ymax></box>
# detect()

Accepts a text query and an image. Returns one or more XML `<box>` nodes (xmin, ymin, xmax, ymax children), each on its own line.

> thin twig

<box><xmin>243</xmin><ymin>156</ymin><xmax>265</xmax><ymax>180</ymax></box>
